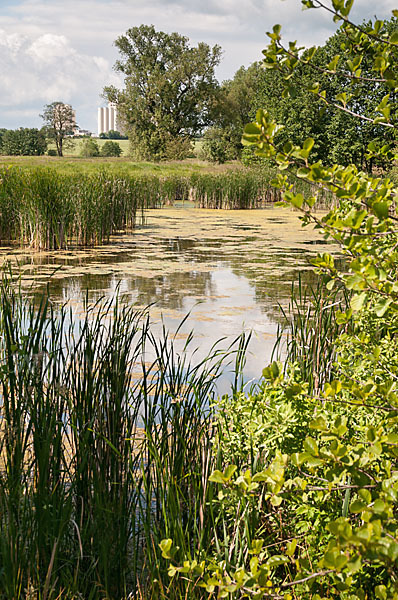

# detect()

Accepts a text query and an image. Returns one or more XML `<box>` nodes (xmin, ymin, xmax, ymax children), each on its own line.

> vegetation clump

<box><xmin>100</xmin><ymin>140</ymin><xmax>123</xmax><ymax>157</ymax></box>
<box><xmin>0</xmin><ymin>128</ymin><xmax>47</xmax><ymax>156</ymax></box>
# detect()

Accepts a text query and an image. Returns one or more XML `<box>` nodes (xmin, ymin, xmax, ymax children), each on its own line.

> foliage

<box><xmin>104</xmin><ymin>24</ymin><xmax>221</xmax><ymax>160</ymax></box>
<box><xmin>248</xmin><ymin>17</ymin><xmax>397</xmax><ymax>172</ymax></box>
<box><xmin>0</xmin><ymin>128</ymin><xmax>47</xmax><ymax>156</ymax></box>
<box><xmin>100</xmin><ymin>140</ymin><xmax>123</xmax><ymax>157</ymax></box>
<box><xmin>99</xmin><ymin>129</ymin><xmax>127</xmax><ymax>139</ymax></box>
<box><xmin>202</xmin><ymin>64</ymin><xmax>263</xmax><ymax>162</ymax></box>
<box><xmin>160</xmin><ymin>2</ymin><xmax>398</xmax><ymax>599</ymax></box>
<box><xmin>200</xmin><ymin>126</ymin><xmax>239</xmax><ymax>163</ymax></box>
<box><xmin>41</xmin><ymin>102</ymin><xmax>75</xmax><ymax>157</ymax></box>
<box><xmin>80</xmin><ymin>137</ymin><xmax>100</xmax><ymax>157</ymax></box>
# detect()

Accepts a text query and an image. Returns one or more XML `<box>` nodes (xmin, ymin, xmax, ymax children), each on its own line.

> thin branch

<box><xmin>275</xmin><ymin>40</ymin><xmax>387</xmax><ymax>84</ymax></box>
<box><xmin>311</xmin><ymin>0</ymin><xmax>398</xmax><ymax>48</ymax></box>
<box><xmin>313</xmin><ymin>91</ymin><xmax>395</xmax><ymax>128</ymax></box>
<box><xmin>281</xmin><ymin>569</ymin><xmax>334</xmax><ymax>588</ymax></box>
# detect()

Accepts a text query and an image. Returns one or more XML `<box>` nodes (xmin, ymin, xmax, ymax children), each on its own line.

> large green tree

<box><xmin>104</xmin><ymin>25</ymin><xmax>222</xmax><ymax>161</ymax></box>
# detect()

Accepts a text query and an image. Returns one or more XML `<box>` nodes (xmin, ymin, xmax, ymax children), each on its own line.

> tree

<box><xmin>41</xmin><ymin>102</ymin><xmax>75</xmax><ymax>157</ymax></box>
<box><xmin>104</xmin><ymin>25</ymin><xmax>222</xmax><ymax>160</ymax></box>
<box><xmin>162</xmin><ymin>2</ymin><xmax>398</xmax><ymax>598</ymax></box>
<box><xmin>99</xmin><ymin>130</ymin><xmax>128</xmax><ymax>140</ymax></box>
<box><xmin>80</xmin><ymin>138</ymin><xmax>100</xmax><ymax>157</ymax></box>
<box><xmin>100</xmin><ymin>140</ymin><xmax>122</xmax><ymax>157</ymax></box>
<box><xmin>0</xmin><ymin>128</ymin><xmax>47</xmax><ymax>156</ymax></box>
<box><xmin>202</xmin><ymin>63</ymin><xmax>263</xmax><ymax>162</ymax></box>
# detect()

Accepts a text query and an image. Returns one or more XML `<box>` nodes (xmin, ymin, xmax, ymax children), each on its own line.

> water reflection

<box><xmin>1</xmin><ymin>207</ymin><xmax>339</xmax><ymax>385</ymax></box>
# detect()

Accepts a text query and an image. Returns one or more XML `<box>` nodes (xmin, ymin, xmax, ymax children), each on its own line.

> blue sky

<box><xmin>0</xmin><ymin>0</ymin><xmax>396</xmax><ymax>133</ymax></box>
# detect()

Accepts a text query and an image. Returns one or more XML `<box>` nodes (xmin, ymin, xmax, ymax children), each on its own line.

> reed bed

<box><xmin>0</xmin><ymin>273</ymin><xmax>237</xmax><ymax>599</ymax></box>
<box><xmin>189</xmin><ymin>169</ymin><xmax>280</xmax><ymax>209</ymax></box>
<box><xmin>0</xmin><ymin>167</ymin><xmax>182</xmax><ymax>249</ymax></box>
<box><xmin>0</xmin><ymin>165</ymin><xmax>336</xmax><ymax>250</ymax></box>
<box><xmin>272</xmin><ymin>274</ymin><xmax>351</xmax><ymax>394</ymax></box>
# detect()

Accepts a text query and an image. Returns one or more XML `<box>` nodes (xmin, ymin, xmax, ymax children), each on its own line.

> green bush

<box><xmin>160</xmin><ymin>4</ymin><xmax>398</xmax><ymax>599</ymax></box>
<box><xmin>47</xmin><ymin>148</ymin><xmax>57</xmax><ymax>156</ymax></box>
<box><xmin>100</xmin><ymin>140</ymin><xmax>122</xmax><ymax>157</ymax></box>
<box><xmin>79</xmin><ymin>138</ymin><xmax>100</xmax><ymax>157</ymax></box>
<box><xmin>200</xmin><ymin>126</ymin><xmax>240</xmax><ymax>163</ymax></box>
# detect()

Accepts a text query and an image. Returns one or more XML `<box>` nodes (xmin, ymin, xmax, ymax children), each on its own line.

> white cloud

<box><xmin>0</xmin><ymin>0</ymin><xmax>395</xmax><ymax>130</ymax></box>
<box><xmin>27</xmin><ymin>33</ymin><xmax>72</xmax><ymax>63</ymax></box>
<box><xmin>0</xmin><ymin>26</ymin><xmax>121</xmax><ymax>130</ymax></box>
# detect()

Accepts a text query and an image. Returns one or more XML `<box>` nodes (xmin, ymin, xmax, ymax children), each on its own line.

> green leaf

<box><xmin>310</xmin><ymin>416</ymin><xmax>328</xmax><ymax>431</ymax></box>
<box><xmin>350</xmin><ymin>292</ymin><xmax>367</xmax><ymax>312</ymax></box>
<box><xmin>373</xmin><ymin>202</ymin><xmax>389</xmax><ymax>220</ymax></box>
<box><xmin>303</xmin><ymin>137</ymin><xmax>314</xmax><ymax>152</ymax></box>
<box><xmin>374</xmin><ymin>297</ymin><xmax>392</xmax><ymax>317</ymax></box>
<box><xmin>350</xmin><ymin>499</ymin><xmax>366</xmax><ymax>513</ymax></box>
<box><xmin>303</xmin><ymin>437</ymin><xmax>319</xmax><ymax>455</ymax></box>
<box><xmin>286</xmin><ymin>539</ymin><xmax>297</xmax><ymax>556</ymax></box>
<box><xmin>244</xmin><ymin>123</ymin><xmax>262</xmax><ymax>135</ymax></box>
<box><xmin>159</xmin><ymin>538</ymin><xmax>173</xmax><ymax>559</ymax></box>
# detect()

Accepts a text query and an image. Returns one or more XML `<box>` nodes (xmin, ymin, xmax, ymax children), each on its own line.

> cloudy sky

<box><xmin>0</xmin><ymin>0</ymin><xmax>395</xmax><ymax>133</ymax></box>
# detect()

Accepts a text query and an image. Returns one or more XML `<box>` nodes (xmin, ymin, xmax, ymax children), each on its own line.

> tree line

<box><xmin>2</xmin><ymin>17</ymin><xmax>396</xmax><ymax>167</ymax></box>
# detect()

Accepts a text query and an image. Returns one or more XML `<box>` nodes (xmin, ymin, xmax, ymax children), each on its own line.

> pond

<box><xmin>1</xmin><ymin>206</ymin><xmax>338</xmax><ymax>391</ymax></box>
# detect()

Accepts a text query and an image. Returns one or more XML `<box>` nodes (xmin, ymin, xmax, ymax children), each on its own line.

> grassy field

<box><xmin>0</xmin><ymin>154</ymin><xmax>239</xmax><ymax>175</ymax></box>
<box><xmin>47</xmin><ymin>137</ymin><xmax>130</xmax><ymax>157</ymax></box>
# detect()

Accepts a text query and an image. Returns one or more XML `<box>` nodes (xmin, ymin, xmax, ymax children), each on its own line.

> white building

<box><xmin>98</xmin><ymin>103</ymin><xmax>123</xmax><ymax>135</ymax></box>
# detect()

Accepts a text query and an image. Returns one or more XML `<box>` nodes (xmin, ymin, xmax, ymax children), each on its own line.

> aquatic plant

<box><xmin>0</xmin><ymin>273</ymin><xmax>230</xmax><ymax>599</ymax></box>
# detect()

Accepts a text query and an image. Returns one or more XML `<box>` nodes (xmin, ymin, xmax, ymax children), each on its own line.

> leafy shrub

<box><xmin>200</xmin><ymin>126</ymin><xmax>239</xmax><ymax>163</ymax></box>
<box><xmin>160</xmin><ymin>3</ymin><xmax>398</xmax><ymax>599</ymax></box>
<box><xmin>80</xmin><ymin>138</ymin><xmax>100</xmax><ymax>157</ymax></box>
<box><xmin>47</xmin><ymin>148</ymin><xmax>57</xmax><ymax>156</ymax></box>
<box><xmin>100</xmin><ymin>140</ymin><xmax>122</xmax><ymax>157</ymax></box>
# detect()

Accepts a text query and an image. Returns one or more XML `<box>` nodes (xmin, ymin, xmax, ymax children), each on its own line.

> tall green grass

<box><xmin>0</xmin><ymin>273</ymin><xmax>234</xmax><ymax>599</ymax></box>
<box><xmin>272</xmin><ymin>274</ymin><xmax>351</xmax><ymax>393</ymax></box>
<box><xmin>190</xmin><ymin>169</ymin><xmax>280</xmax><ymax>209</ymax></box>
<box><xmin>0</xmin><ymin>168</ymin><xmax>188</xmax><ymax>249</ymax></box>
<box><xmin>0</xmin><ymin>165</ymin><xmax>335</xmax><ymax>251</ymax></box>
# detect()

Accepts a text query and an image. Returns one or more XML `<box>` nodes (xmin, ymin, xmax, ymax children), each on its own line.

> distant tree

<box><xmin>201</xmin><ymin>64</ymin><xmax>262</xmax><ymax>162</ymax></box>
<box><xmin>104</xmin><ymin>24</ymin><xmax>222</xmax><ymax>160</ymax></box>
<box><xmin>100</xmin><ymin>140</ymin><xmax>122</xmax><ymax>157</ymax></box>
<box><xmin>99</xmin><ymin>130</ymin><xmax>127</xmax><ymax>140</ymax></box>
<box><xmin>41</xmin><ymin>102</ymin><xmax>75</xmax><ymax>157</ymax></box>
<box><xmin>80</xmin><ymin>138</ymin><xmax>100</xmax><ymax>157</ymax></box>
<box><xmin>0</xmin><ymin>128</ymin><xmax>47</xmax><ymax>156</ymax></box>
<box><xmin>0</xmin><ymin>129</ymin><xmax>7</xmax><ymax>154</ymax></box>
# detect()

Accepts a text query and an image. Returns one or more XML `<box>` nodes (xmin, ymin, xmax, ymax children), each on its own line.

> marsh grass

<box><xmin>189</xmin><ymin>169</ymin><xmax>280</xmax><ymax>209</ymax></box>
<box><xmin>272</xmin><ymin>274</ymin><xmax>351</xmax><ymax>393</ymax></box>
<box><xmin>0</xmin><ymin>168</ymin><xmax>180</xmax><ymax>249</ymax></box>
<box><xmin>0</xmin><ymin>272</ymin><xmax>236</xmax><ymax>599</ymax></box>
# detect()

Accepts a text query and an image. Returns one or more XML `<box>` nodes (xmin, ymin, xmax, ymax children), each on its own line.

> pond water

<box><xmin>1</xmin><ymin>206</ymin><xmax>338</xmax><ymax>391</ymax></box>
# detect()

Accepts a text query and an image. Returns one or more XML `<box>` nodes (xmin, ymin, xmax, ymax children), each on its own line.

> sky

<box><xmin>0</xmin><ymin>0</ymin><xmax>396</xmax><ymax>133</ymax></box>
